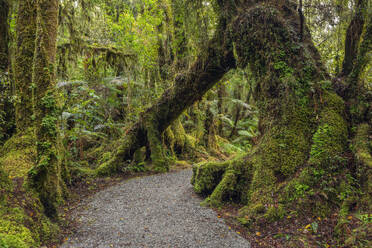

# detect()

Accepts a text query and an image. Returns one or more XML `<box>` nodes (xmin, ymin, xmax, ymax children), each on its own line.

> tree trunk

<box><xmin>14</xmin><ymin>0</ymin><xmax>37</xmax><ymax>132</ymax></box>
<box><xmin>27</xmin><ymin>0</ymin><xmax>63</xmax><ymax>218</ymax></box>
<box><xmin>340</xmin><ymin>0</ymin><xmax>366</xmax><ymax>78</ymax></box>
<box><xmin>0</xmin><ymin>0</ymin><xmax>8</xmax><ymax>71</ymax></box>
<box><xmin>0</xmin><ymin>0</ymin><xmax>14</xmax><ymax>144</ymax></box>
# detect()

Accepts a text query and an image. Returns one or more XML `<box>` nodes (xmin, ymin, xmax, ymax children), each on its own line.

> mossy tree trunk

<box><xmin>27</xmin><ymin>0</ymin><xmax>63</xmax><ymax>218</ymax></box>
<box><xmin>0</xmin><ymin>0</ymin><xmax>14</xmax><ymax>144</ymax></box>
<box><xmin>14</xmin><ymin>0</ymin><xmax>37</xmax><ymax>132</ymax></box>
<box><xmin>0</xmin><ymin>0</ymin><xmax>8</xmax><ymax>72</ymax></box>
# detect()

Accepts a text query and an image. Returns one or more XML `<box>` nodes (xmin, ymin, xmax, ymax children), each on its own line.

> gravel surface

<box><xmin>61</xmin><ymin>169</ymin><xmax>250</xmax><ymax>248</ymax></box>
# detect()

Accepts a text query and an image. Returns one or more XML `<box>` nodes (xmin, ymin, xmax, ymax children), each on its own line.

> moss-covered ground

<box><xmin>0</xmin><ymin>132</ymin><xmax>59</xmax><ymax>248</ymax></box>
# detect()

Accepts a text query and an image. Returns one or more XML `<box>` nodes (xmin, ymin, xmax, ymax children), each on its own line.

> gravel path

<box><xmin>61</xmin><ymin>169</ymin><xmax>250</xmax><ymax>248</ymax></box>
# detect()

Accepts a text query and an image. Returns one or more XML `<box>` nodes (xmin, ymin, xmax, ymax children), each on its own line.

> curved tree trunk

<box><xmin>96</xmin><ymin>12</ymin><xmax>236</xmax><ymax>174</ymax></box>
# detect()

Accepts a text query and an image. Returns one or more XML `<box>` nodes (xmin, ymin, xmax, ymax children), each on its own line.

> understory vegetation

<box><xmin>0</xmin><ymin>0</ymin><xmax>371</xmax><ymax>247</ymax></box>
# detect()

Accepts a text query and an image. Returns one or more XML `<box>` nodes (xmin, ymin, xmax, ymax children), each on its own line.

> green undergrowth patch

<box><xmin>0</xmin><ymin>130</ymin><xmax>36</xmax><ymax>179</ymax></box>
<box><xmin>0</xmin><ymin>132</ymin><xmax>59</xmax><ymax>248</ymax></box>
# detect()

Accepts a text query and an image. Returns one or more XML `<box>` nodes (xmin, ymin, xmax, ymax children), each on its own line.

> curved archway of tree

<box><xmin>96</xmin><ymin>0</ymin><xmax>371</xmax><ymax>228</ymax></box>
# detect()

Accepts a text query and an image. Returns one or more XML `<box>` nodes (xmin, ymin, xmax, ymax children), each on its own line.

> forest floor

<box><xmin>57</xmin><ymin>169</ymin><xmax>251</xmax><ymax>248</ymax></box>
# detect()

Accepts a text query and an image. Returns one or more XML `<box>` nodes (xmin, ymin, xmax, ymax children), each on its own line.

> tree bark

<box><xmin>0</xmin><ymin>0</ymin><xmax>13</xmax><ymax>144</ymax></box>
<box><xmin>340</xmin><ymin>0</ymin><xmax>366</xmax><ymax>78</ymax></box>
<box><xmin>27</xmin><ymin>0</ymin><xmax>63</xmax><ymax>218</ymax></box>
<box><xmin>0</xmin><ymin>0</ymin><xmax>8</xmax><ymax>72</ymax></box>
<box><xmin>14</xmin><ymin>0</ymin><xmax>37</xmax><ymax>132</ymax></box>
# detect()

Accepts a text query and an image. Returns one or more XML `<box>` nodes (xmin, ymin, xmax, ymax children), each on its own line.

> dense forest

<box><xmin>0</xmin><ymin>0</ymin><xmax>371</xmax><ymax>247</ymax></box>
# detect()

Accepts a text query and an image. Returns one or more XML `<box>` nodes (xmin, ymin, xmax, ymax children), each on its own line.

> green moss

<box><xmin>191</xmin><ymin>160</ymin><xmax>230</xmax><ymax>195</ymax></box>
<box><xmin>0</xmin><ymin>168</ymin><xmax>11</xmax><ymax>192</ymax></box>
<box><xmin>0</xmin><ymin>183</ymin><xmax>59</xmax><ymax>248</ymax></box>
<box><xmin>206</xmin><ymin>169</ymin><xmax>238</xmax><ymax>207</ymax></box>
<box><xmin>247</xmin><ymin>164</ymin><xmax>276</xmax><ymax>208</ymax></box>
<box><xmin>98</xmin><ymin>152</ymin><xmax>113</xmax><ymax>165</ymax></box>
<box><xmin>353</xmin><ymin>123</ymin><xmax>372</xmax><ymax>207</ymax></box>
<box><xmin>0</xmin><ymin>219</ymin><xmax>35</xmax><ymax>247</ymax></box>
<box><xmin>0</xmin><ymin>234</ymin><xmax>28</xmax><ymax>248</ymax></box>
<box><xmin>309</xmin><ymin>92</ymin><xmax>348</xmax><ymax>166</ymax></box>
<box><xmin>96</xmin><ymin>158</ymin><xmax>118</xmax><ymax>176</ymax></box>
<box><xmin>0</xmin><ymin>148</ymin><xmax>36</xmax><ymax>179</ymax></box>
<box><xmin>95</xmin><ymin>133</ymin><xmax>137</xmax><ymax>175</ymax></box>
<box><xmin>164</xmin><ymin>127</ymin><xmax>175</xmax><ymax>155</ymax></box>
<box><xmin>264</xmin><ymin>204</ymin><xmax>286</xmax><ymax>221</ymax></box>
<box><xmin>193</xmin><ymin>153</ymin><xmax>251</xmax><ymax>207</ymax></box>
<box><xmin>144</xmin><ymin>114</ymin><xmax>169</xmax><ymax>172</ymax></box>
<box><xmin>132</xmin><ymin>147</ymin><xmax>145</xmax><ymax>166</ymax></box>
<box><xmin>0</xmin><ymin>130</ymin><xmax>35</xmax><ymax>157</ymax></box>
<box><xmin>171</xmin><ymin>119</ymin><xmax>186</xmax><ymax>151</ymax></box>
<box><xmin>0</xmin><ymin>130</ymin><xmax>36</xmax><ymax>179</ymax></box>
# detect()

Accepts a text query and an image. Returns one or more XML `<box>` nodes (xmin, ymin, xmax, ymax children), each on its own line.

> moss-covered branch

<box><xmin>96</xmin><ymin>17</ymin><xmax>236</xmax><ymax>175</ymax></box>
